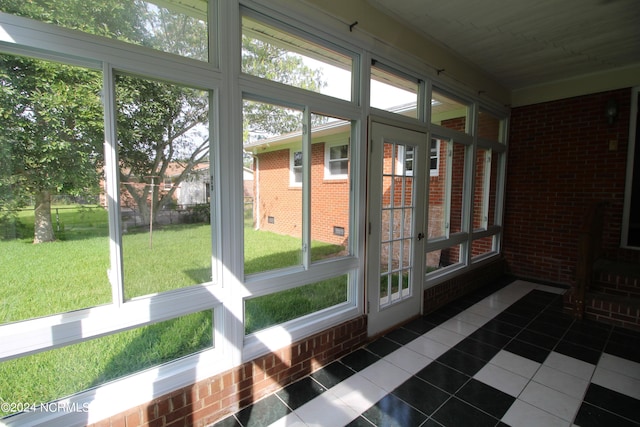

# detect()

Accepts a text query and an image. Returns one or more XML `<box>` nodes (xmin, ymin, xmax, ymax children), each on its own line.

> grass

<box><xmin>0</xmin><ymin>205</ymin><xmax>345</xmax><ymax>416</ymax></box>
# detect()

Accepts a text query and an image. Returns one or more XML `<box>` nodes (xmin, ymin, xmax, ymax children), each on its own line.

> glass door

<box><xmin>367</xmin><ymin>122</ymin><xmax>427</xmax><ymax>336</ymax></box>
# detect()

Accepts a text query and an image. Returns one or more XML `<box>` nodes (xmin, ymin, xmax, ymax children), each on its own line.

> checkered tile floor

<box><xmin>212</xmin><ymin>278</ymin><xmax>640</xmax><ymax>427</ymax></box>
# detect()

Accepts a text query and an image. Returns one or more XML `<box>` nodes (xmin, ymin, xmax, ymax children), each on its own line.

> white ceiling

<box><xmin>367</xmin><ymin>0</ymin><xmax>640</xmax><ymax>90</ymax></box>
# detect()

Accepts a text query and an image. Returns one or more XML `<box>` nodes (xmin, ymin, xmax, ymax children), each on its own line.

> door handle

<box><xmin>417</xmin><ymin>232</ymin><xmax>425</xmax><ymax>241</ymax></box>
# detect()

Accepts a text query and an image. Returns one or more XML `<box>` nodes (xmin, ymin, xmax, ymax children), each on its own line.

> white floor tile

<box><xmin>356</xmin><ymin>360</ymin><xmax>409</xmax><ymax>393</ymax></box>
<box><xmin>599</xmin><ymin>353</ymin><xmax>640</xmax><ymax>380</ymax></box>
<box><xmin>532</xmin><ymin>365</ymin><xmax>590</xmax><ymax>399</ymax></box>
<box><xmin>534</xmin><ymin>284</ymin><xmax>567</xmax><ymax>295</ymax></box>
<box><xmin>405</xmin><ymin>335</ymin><xmax>450</xmax><ymax>359</ymax></box>
<box><xmin>383</xmin><ymin>346</ymin><xmax>432</xmax><ymax>375</ymax></box>
<box><xmin>294</xmin><ymin>391</ymin><xmax>359</xmax><ymax>427</ymax></box>
<box><xmin>502</xmin><ymin>399</ymin><xmax>570</xmax><ymax>427</ymax></box>
<box><xmin>543</xmin><ymin>351</ymin><xmax>595</xmax><ymax>381</ymax></box>
<box><xmin>592</xmin><ymin>366</ymin><xmax>640</xmax><ymax>400</ymax></box>
<box><xmin>268</xmin><ymin>411</ymin><xmax>306</xmax><ymax>427</ymax></box>
<box><xmin>474</xmin><ymin>363</ymin><xmax>529</xmax><ymax>397</ymax></box>
<box><xmin>454</xmin><ymin>310</ymin><xmax>492</xmax><ymax>327</ymax></box>
<box><xmin>490</xmin><ymin>350</ymin><xmax>541</xmax><ymax>379</ymax></box>
<box><xmin>465</xmin><ymin>301</ymin><xmax>507</xmax><ymax>318</ymax></box>
<box><xmin>519</xmin><ymin>381</ymin><xmax>582</xmax><ymax>421</ymax></box>
<box><xmin>439</xmin><ymin>317</ymin><xmax>479</xmax><ymax>336</ymax></box>
<box><xmin>330</xmin><ymin>373</ymin><xmax>388</xmax><ymax>413</ymax></box>
<box><xmin>424</xmin><ymin>326</ymin><xmax>466</xmax><ymax>347</ymax></box>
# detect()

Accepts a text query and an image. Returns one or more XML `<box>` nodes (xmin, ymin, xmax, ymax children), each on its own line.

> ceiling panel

<box><xmin>367</xmin><ymin>0</ymin><xmax>640</xmax><ymax>89</ymax></box>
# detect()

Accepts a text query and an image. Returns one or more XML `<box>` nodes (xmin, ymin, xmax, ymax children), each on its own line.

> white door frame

<box><xmin>366</xmin><ymin>120</ymin><xmax>428</xmax><ymax>337</ymax></box>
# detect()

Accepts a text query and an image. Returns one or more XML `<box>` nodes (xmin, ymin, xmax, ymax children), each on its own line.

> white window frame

<box><xmin>324</xmin><ymin>140</ymin><xmax>349</xmax><ymax>180</ymax></box>
<box><xmin>430</xmin><ymin>138</ymin><xmax>440</xmax><ymax>177</ymax></box>
<box><xmin>290</xmin><ymin>148</ymin><xmax>303</xmax><ymax>186</ymax></box>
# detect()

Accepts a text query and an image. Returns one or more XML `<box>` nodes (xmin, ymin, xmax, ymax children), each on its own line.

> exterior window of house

<box><xmin>430</xmin><ymin>138</ymin><xmax>440</xmax><ymax>176</ymax></box>
<box><xmin>291</xmin><ymin>150</ymin><xmax>303</xmax><ymax>186</ymax></box>
<box><xmin>115</xmin><ymin>73</ymin><xmax>212</xmax><ymax>300</ymax></box>
<box><xmin>242</xmin><ymin>12</ymin><xmax>354</xmax><ymax>102</ymax></box>
<box><xmin>370</xmin><ymin>61</ymin><xmax>419</xmax><ymax>118</ymax></box>
<box><xmin>325</xmin><ymin>142</ymin><xmax>349</xmax><ymax>180</ymax></box>
<box><xmin>243</xmin><ymin>99</ymin><xmax>304</xmax><ymax>275</ymax></box>
<box><xmin>0</xmin><ymin>52</ymin><xmax>110</xmax><ymax>324</ymax></box>
<box><xmin>0</xmin><ymin>0</ymin><xmax>210</xmax><ymax>62</ymax></box>
<box><xmin>431</xmin><ymin>87</ymin><xmax>470</xmax><ymax>134</ymax></box>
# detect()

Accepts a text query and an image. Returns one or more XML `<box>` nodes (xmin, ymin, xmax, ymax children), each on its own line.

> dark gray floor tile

<box><xmin>516</xmin><ymin>328</ymin><xmax>560</xmax><ymax>350</ymax></box>
<box><xmin>276</xmin><ymin>376</ymin><xmax>325</xmax><ymax>410</ymax></box>
<box><xmin>562</xmin><ymin>329</ymin><xmax>608</xmax><ymax>351</ymax></box>
<box><xmin>583</xmin><ymin>383</ymin><xmax>640</xmax><ymax>423</ymax></box>
<box><xmin>574</xmin><ymin>402</ymin><xmax>639</xmax><ymax>427</ymax></box>
<box><xmin>361</xmin><ymin>394</ymin><xmax>428</xmax><ymax>427</ymax></box>
<box><xmin>391</xmin><ymin>375</ymin><xmax>450</xmax><ymax>416</ymax></box>
<box><xmin>555</xmin><ymin>340</ymin><xmax>602</xmax><ymax>365</ymax></box>
<box><xmin>384</xmin><ymin>327</ymin><xmax>421</xmax><ymax>345</ymax></box>
<box><xmin>436</xmin><ymin>349</ymin><xmax>487</xmax><ymax>376</ymax></box>
<box><xmin>404</xmin><ymin>317</ymin><xmax>439</xmax><ymax>334</ymax></box>
<box><xmin>468</xmin><ymin>328</ymin><xmax>512</xmax><ymax>349</ymax></box>
<box><xmin>453</xmin><ymin>337</ymin><xmax>501</xmax><ymax>361</ymax></box>
<box><xmin>416</xmin><ymin>361</ymin><xmax>470</xmax><ymax>394</ymax></box>
<box><xmin>366</xmin><ymin>336</ymin><xmax>401</xmax><ymax>357</ymax></box>
<box><xmin>431</xmin><ymin>397</ymin><xmax>499</xmax><ymax>427</ymax></box>
<box><xmin>455</xmin><ymin>379</ymin><xmax>515</xmax><ymax>419</ymax></box>
<box><xmin>235</xmin><ymin>394</ymin><xmax>290</xmax><ymax>427</ymax></box>
<box><xmin>210</xmin><ymin>415</ymin><xmax>242</xmax><ymax>427</ymax></box>
<box><xmin>341</xmin><ymin>348</ymin><xmax>380</xmax><ymax>372</ymax></box>
<box><xmin>310</xmin><ymin>361</ymin><xmax>355</xmax><ymax>388</ymax></box>
<box><xmin>480</xmin><ymin>319</ymin><xmax>522</xmax><ymax>337</ymax></box>
<box><xmin>504</xmin><ymin>339</ymin><xmax>550</xmax><ymax>363</ymax></box>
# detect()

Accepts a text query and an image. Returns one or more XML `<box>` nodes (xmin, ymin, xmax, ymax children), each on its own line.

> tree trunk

<box><xmin>34</xmin><ymin>190</ymin><xmax>55</xmax><ymax>243</ymax></box>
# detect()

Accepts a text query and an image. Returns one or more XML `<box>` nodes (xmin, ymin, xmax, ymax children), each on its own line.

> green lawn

<box><xmin>0</xmin><ymin>205</ymin><xmax>346</xmax><ymax>417</ymax></box>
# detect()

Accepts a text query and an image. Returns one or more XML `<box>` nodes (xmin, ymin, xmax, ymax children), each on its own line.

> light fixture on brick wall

<box><xmin>606</xmin><ymin>98</ymin><xmax>618</xmax><ymax>125</ymax></box>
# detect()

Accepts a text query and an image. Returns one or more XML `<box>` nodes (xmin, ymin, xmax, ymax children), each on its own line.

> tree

<box><xmin>0</xmin><ymin>0</ymin><xmax>145</xmax><ymax>243</ymax></box>
<box><xmin>0</xmin><ymin>55</ymin><xmax>104</xmax><ymax>243</ymax></box>
<box><xmin>115</xmin><ymin>74</ymin><xmax>210</xmax><ymax>225</ymax></box>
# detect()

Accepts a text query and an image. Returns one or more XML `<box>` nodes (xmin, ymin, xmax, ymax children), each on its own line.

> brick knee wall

<box><xmin>423</xmin><ymin>258</ymin><xmax>507</xmax><ymax>313</ymax></box>
<box><xmin>89</xmin><ymin>316</ymin><xmax>367</xmax><ymax>427</ymax></box>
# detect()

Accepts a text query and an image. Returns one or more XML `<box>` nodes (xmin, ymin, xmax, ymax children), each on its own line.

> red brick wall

<box><xmin>254</xmin><ymin>143</ymin><xmax>350</xmax><ymax>247</ymax></box>
<box><xmin>504</xmin><ymin>88</ymin><xmax>638</xmax><ymax>286</ymax></box>
<box><xmin>90</xmin><ymin>316</ymin><xmax>367</xmax><ymax>427</ymax></box>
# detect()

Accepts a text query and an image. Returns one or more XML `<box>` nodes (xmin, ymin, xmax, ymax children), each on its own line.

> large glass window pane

<box><xmin>370</xmin><ymin>63</ymin><xmax>418</xmax><ymax>117</ymax></box>
<box><xmin>426</xmin><ymin>243</ymin><xmax>463</xmax><ymax>273</ymax></box>
<box><xmin>0</xmin><ymin>310</ymin><xmax>213</xmax><ymax>417</ymax></box>
<box><xmin>428</xmin><ymin>138</ymin><xmax>447</xmax><ymax>240</ymax></box>
<box><xmin>115</xmin><ymin>74</ymin><xmax>211</xmax><ymax>299</ymax></box>
<box><xmin>472</xmin><ymin>236</ymin><xmax>495</xmax><ymax>259</ymax></box>
<box><xmin>431</xmin><ymin>88</ymin><xmax>469</xmax><ymax>133</ymax></box>
<box><xmin>473</xmin><ymin>148</ymin><xmax>491</xmax><ymax>231</ymax></box>
<box><xmin>450</xmin><ymin>140</ymin><xmax>467</xmax><ymax>234</ymax></box>
<box><xmin>0</xmin><ymin>0</ymin><xmax>209</xmax><ymax>62</ymax></box>
<box><xmin>478</xmin><ymin>109</ymin><xmax>505</xmax><ymax>142</ymax></box>
<box><xmin>245</xmin><ymin>275</ymin><xmax>348</xmax><ymax>334</ymax></box>
<box><xmin>312</xmin><ymin>115</ymin><xmax>351</xmax><ymax>261</ymax></box>
<box><xmin>0</xmin><ymin>53</ymin><xmax>109</xmax><ymax>324</ymax></box>
<box><xmin>242</xmin><ymin>15</ymin><xmax>353</xmax><ymax>101</ymax></box>
<box><xmin>243</xmin><ymin>100</ymin><xmax>303</xmax><ymax>275</ymax></box>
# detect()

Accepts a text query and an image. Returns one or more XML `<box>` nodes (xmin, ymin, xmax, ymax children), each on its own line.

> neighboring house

<box><xmin>245</xmin><ymin>116</ymin><xmax>448</xmax><ymax>264</ymax></box>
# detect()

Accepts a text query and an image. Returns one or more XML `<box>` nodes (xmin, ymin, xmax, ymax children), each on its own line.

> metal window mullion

<box><xmin>482</xmin><ymin>150</ymin><xmax>492</xmax><ymax>230</ymax></box>
<box><xmin>102</xmin><ymin>62</ymin><xmax>125</xmax><ymax>306</ymax></box>
<box><xmin>302</xmin><ymin>108</ymin><xmax>312</xmax><ymax>269</ymax></box>
<box><xmin>444</xmin><ymin>139</ymin><xmax>453</xmax><ymax>239</ymax></box>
